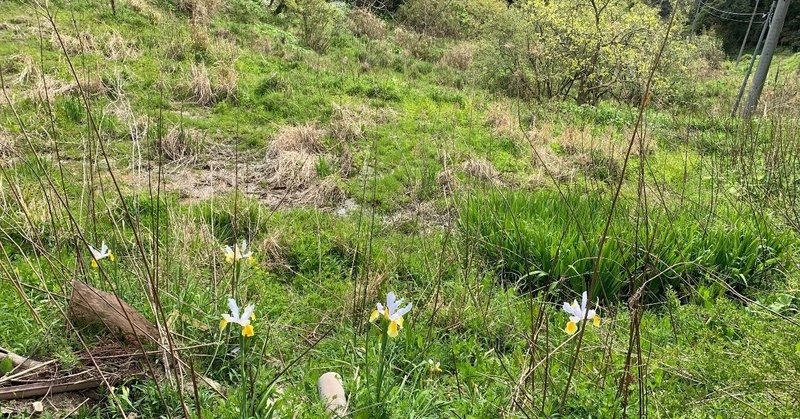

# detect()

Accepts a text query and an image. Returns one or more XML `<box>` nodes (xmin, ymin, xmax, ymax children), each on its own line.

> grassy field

<box><xmin>1</xmin><ymin>0</ymin><xmax>800</xmax><ymax>417</ymax></box>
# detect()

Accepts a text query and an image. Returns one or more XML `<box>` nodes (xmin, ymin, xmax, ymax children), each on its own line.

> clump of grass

<box><xmin>264</xmin><ymin>124</ymin><xmax>328</xmax><ymax>189</ymax></box>
<box><xmin>103</xmin><ymin>31</ymin><xmax>138</xmax><ymax>60</ymax></box>
<box><xmin>184</xmin><ymin>62</ymin><xmax>214</xmax><ymax>106</ymax></box>
<box><xmin>0</xmin><ymin>130</ymin><xmax>16</xmax><ymax>167</ymax></box>
<box><xmin>156</xmin><ymin>127</ymin><xmax>204</xmax><ymax>163</ymax></box>
<box><xmin>348</xmin><ymin>8</ymin><xmax>386</xmax><ymax>40</ymax></box>
<box><xmin>212</xmin><ymin>61</ymin><xmax>238</xmax><ymax>102</ymax></box>
<box><xmin>440</xmin><ymin>42</ymin><xmax>474</xmax><ymax>70</ymax></box>
<box><xmin>265</xmin><ymin>150</ymin><xmax>318</xmax><ymax>189</ymax></box>
<box><xmin>462</xmin><ymin>158</ymin><xmax>500</xmax><ymax>183</ymax></box>
<box><xmin>329</xmin><ymin>103</ymin><xmax>373</xmax><ymax>142</ymax></box>
<box><xmin>460</xmin><ymin>189</ymin><xmax>791</xmax><ymax>301</ymax></box>
<box><xmin>4</xmin><ymin>54</ymin><xmax>38</xmax><ymax>85</ymax></box>
<box><xmin>267</xmin><ymin>124</ymin><xmax>326</xmax><ymax>158</ymax></box>
<box><xmin>485</xmin><ymin>102</ymin><xmax>519</xmax><ymax>138</ymax></box>
<box><xmin>52</xmin><ymin>30</ymin><xmax>95</xmax><ymax>55</ymax></box>
<box><xmin>393</xmin><ymin>26</ymin><xmax>439</xmax><ymax>61</ymax></box>
<box><xmin>179</xmin><ymin>0</ymin><xmax>222</xmax><ymax>24</ymax></box>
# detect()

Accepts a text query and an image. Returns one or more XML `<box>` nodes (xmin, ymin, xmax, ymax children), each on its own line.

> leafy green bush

<box><xmin>475</xmin><ymin>0</ymin><xmax>723</xmax><ymax>106</ymax></box>
<box><xmin>459</xmin><ymin>189</ymin><xmax>791</xmax><ymax>302</ymax></box>
<box><xmin>398</xmin><ymin>0</ymin><xmax>506</xmax><ymax>39</ymax></box>
<box><xmin>289</xmin><ymin>0</ymin><xmax>346</xmax><ymax>52</ymax></box>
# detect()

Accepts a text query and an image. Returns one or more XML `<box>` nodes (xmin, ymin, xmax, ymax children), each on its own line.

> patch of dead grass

<box><xmin>0</xmin><ymin>130</ymin><xmax>16</xmax><ymax>167</ymax></box>
<box><xmin>440</xmin><ymin>43</ymin><xmax>474</xmax><ymax>70</ymax></box>
<box><xmin>348</xmin><ymin>8</ymin><xmax>386</xmax><ymax>40</ymax></box>
<box><xmin>462</xmin><ymin>158</ymin><xmax>500</xmax><ymax>183</ymax></box>
<box><xmin>267</xmin><ymin>124</ymin><xmax>327</xmax><ymax>157</ymax></box>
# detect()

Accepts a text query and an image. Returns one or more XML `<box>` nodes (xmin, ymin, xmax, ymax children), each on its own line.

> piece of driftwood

<box><xmin>317</xmin><ymin>372</ymin><xmax>347</xmax><ymax>416</ymax></box>
<box><xmin>0</xmin><ymin>347</ymin><xmax>44</xmax><ymax>370</ymax></box>
<box><xmin>0</xmin><ymin>378</ymin><xmax>103</xmax><ymax>401</ymax></box>
<box><xmin>69</xmin><ymin>280</ymin><xmax>159</xmax><ymax>344</ymax></box>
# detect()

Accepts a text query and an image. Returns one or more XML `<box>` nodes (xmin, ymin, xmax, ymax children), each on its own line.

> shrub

<box><xmin>398</xmin><ymin>0</ymin><xmax>506</xmax><ymax>39</ymax></box>
<box><xmin>459</xmin><ymin>189</ymin><xmax>790</xmax><ymax>302</ymax></box>
<box><xmin>475</xmin><ymin>0</ymin><xmax>722</xmax><ymax>106</ymax></box>
<box><xmin>290</xmin><ymin>0</ymin><xmax>345</xmax><ymax>52</ymax></box>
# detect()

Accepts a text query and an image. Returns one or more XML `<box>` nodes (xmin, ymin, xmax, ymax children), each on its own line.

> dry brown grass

<box><xmin>264</xmin><ymin>150</ymin><xmax>318</xmax><ymax>190</ymax></box>
<box><xmin>529</xmin><ymin>144</ymin><xmax>575</xmax><ymax>183</ymax></box>
<box><xmin>267</xmin><ymin>124</ymin><xmax>327</xmax><ymax>158</ymax></box>
<box><xmin>156</xmin><ymin>127</ymin><xmax>203</xmax><ymax>163</ymax></box>
<box><xmin>330</xmin><ymin>103</ymin><xmax>372</xmax><ymax>143</ymax></box>
<box><xmin>440</xmin><ymin>43</ymin><xmax>474</xmax><ymax>70</ymax></box>
<box><xmin>179</xmin><ymin>0</ymin><xmax>222</xmax><ymax>24</ymax></box>
<box><xmin>349</xmin><ymin>8</ymin><xmax>386</xmax><ymax>40</ymax></box>
<box><xmin>212</xmin><ymin>61</ymin><xmax>238</xmax><ymax>102</ymax></box>
<box><xmin>128</xmin><ymin>0</ymin><xmax>164</xmax><ymax>20</ymax></box>
<box><xmin>485</xmin><ymin>103</ymin><xmax>519</xmax><ymax>138</ymax></box>
<box><xmin>4</xmin><ymin>54</ymin><xmax>38</xmax><ymax>85</ymax></box>
<box><xmin>302</xmin><ymin>176</ymin><xmax>345</xmax><ymax>206</ymax></box>
<box><xmin>462</xmin><ymin>158</ymin><xmax>500</xmax><ymax>183</ymax></box>
<box><xmin>337</xmin><ymin>145</ymin><xmax>355</xmax><ymax>178</ymax></box>
<box><xmin>185</xmin><ymin>62</ymin><xmax>214</xmax><ymax>106</ymax></box>
<box><xmin>259</xmin><ymin>229</ymin><xmax>289</xmax><ymax>270</ymax></box>
<box><xmin>762</xmin><ymin>75</ymin><xmax>800</xmax><ymax>118</ymax></box>
<box><xmin>0</xmin><ymin>130</ymin><xmax>16</xmax><ymax>167</ymax></box>
<box><xmin>436</xmin><ymin>168</ymin><xmax>456</xmax><ymax>193</ymax></box>
<box><xmin>103</xmin><ymin>31</ymin><xmax>138</xmax><ymax>60</ymax></box>
<box><xmin>393</xmin><ymin>26</ymin><xmax>437</xmax><ymax>61</ymax></box>
<box><xmin>52</xmin><ymin>31</ymin><xmax>95</xmax><ymax>56</ymax></box>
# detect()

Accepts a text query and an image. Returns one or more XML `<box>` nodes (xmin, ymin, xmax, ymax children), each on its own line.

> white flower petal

<box><xmin>227</xmin><ymin>298</ymin><xmax>240</xmax><ymax>320</ymax></box>
<box><xmin>581</xmin><ymin>291</ymin><xmax>588</xmax><ymax>313</ymax></box>
<box><xmin>240</xmin><ymin>304</ymin><xmax>255</xmax><ymax>325</ymax></box>
<box><xmin>393</xmin><ymin>302</ymin><xmax>412</xmax><ymax>319</ymax></box>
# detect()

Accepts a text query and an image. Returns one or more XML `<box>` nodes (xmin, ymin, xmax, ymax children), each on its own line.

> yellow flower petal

<box><xmin>242</xmin><ymin>324</ymin><xmax>254</xmax><ymax>337</ymax></box>
<box><xmin>109</xmin><ymin>253</ymin><xmax>115</xmax><ymax>262</ymax></box>
<box><xmin>219</xmin><ymin>319</ymin><xmax>228</xmax><ymax>331</ymax></box>
<box><xmin>565</xmin><ymin>321</ymin><xmax>577</xmax><ymax>335</ymax></box>
<box><xmin>593</xmin><ymin>315</ymin><xmax>600</xmax><ymax>327</ymax></box>
<box><xmin>396</xmin><ymin>316</ymin><xmax>404</xmax><ymax>328</ymax></box>
<box><xmin>91</xmin><ymin>259</ymin><xmax>98</xmax><ymax>268</ymax></box>
<box><xmin>387</xmin><ymin>321</ymin><xmax>399</xmax><ymax>338</ymax></box>
<box><xmin>369</xmin><ymin>309</ymin><xmax>379</xmax><ymax>322</ymax></box>
<box><xmin>225</xmin><ymin>255</ymin><xmax>233</xmax><ymax>264</ymax></box>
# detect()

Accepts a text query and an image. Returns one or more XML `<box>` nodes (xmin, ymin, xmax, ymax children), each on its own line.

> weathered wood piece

<box><xmin>68</xmin><ymin>280</ymin><xmax>159</xmax><ymax>344</ymax></box>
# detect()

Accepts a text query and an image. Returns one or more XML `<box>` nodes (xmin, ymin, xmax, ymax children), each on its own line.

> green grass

<box><xmin>1</xmin><ymin>0</ymin><xmax>799</xmax><ymax>417</ymax></box>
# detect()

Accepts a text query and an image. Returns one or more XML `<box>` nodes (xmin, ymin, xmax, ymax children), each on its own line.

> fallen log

<box><xmin>0</xmin><ymin>347</ymin><xmax>44</xmax><ymax>370</ymax></box>
<box><xmin>0</xmin><ymin>378</ymin><xmax>103</xmax><ymax>401</ymax></box>
<box><xmin>68</xmin><ymin>280</ymin><xmax>159</xmax><ymax>344</ymax></box>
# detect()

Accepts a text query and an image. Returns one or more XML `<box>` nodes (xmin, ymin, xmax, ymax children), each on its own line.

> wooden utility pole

<box><xmin>742</xmin><ymin>0</ymin><xmax>792</xmax><ymax>118</ymax></box>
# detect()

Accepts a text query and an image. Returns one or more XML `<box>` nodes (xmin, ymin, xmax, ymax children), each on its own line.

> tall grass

<box><xmin>458</xmin><ymin>189</ymin><xmax>791</xmax><ymax>302</ymax></box>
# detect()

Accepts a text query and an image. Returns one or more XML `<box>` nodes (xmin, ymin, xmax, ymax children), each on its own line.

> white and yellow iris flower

<box><xmin>427</xmin><ymin>359</ymin><xmax>442</xmax><ymax>374</ymax></box>
<box><xmin>88</xmin><ymin>242</ymin><xmax>114</xmax><ymax>268</ymax></box>
<box><xmin>223</xmin><ymin>240</ymin><xmax>254</xmax><ymax>264</ymax></box>
<box><xmin>370</xmin><ymin>292</ymin><xmax>412</xmax><ymax>338</ymax></box>
<box><xmin>220</xmin><ymin>298</ymin><xmax>255</xmax><ymax>337</ymax></box>
<box><xmin>562</xmin><ymin>291</ymin><xmax>600</xmax><ymax>335</ymax></box>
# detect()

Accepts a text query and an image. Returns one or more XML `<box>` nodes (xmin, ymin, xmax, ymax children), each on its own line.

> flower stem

<box><xmin>374</xmin><ymin>324</ymin><xmax>390</xmax><ymax>405</ymax></box>
<box><xmin>240</xmin><ymin>335</ymin><xmax>247</xmax><ymax>419</ymax></box>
